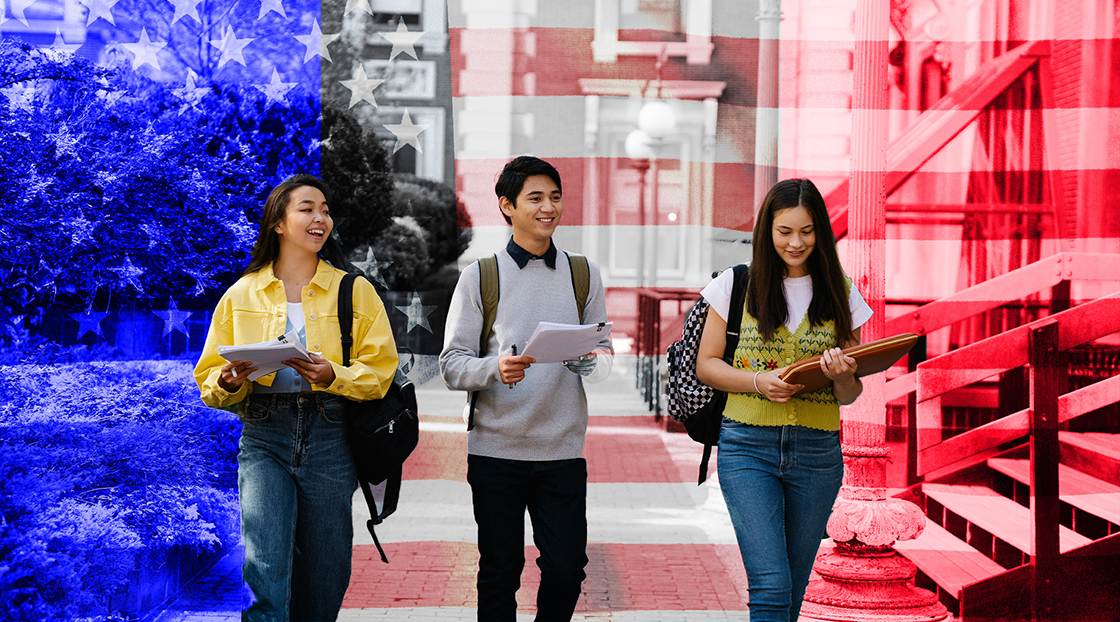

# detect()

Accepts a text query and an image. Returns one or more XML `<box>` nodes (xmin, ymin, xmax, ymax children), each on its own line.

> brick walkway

<box><xmin>155</xmin><ymin>358</ymin><xmax>753</xmax><ymax>621</ymax></box>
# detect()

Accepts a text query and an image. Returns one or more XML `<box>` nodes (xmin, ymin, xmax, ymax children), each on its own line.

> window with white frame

<box><xmin>593</xmin><ymin>0</ymin><xmax>712</xmax><ymax>63</ymax></box>
<box><xmin>619</xmin><ymin>0</ymin><xmax>687</xmax><ymax>41</ymax></box>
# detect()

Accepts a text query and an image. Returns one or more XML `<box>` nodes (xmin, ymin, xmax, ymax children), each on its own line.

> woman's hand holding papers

<box><xmin>284</xmin><ymin>352</ymin><xmax>337</xmax><ymax>386</ymax></box>
<box><xmin>499</xmin><ymin>354</ymin><xmax>536</xmax><ymax>385</ymax></box>
<box><xmin>219</xmin><ymin>360</ymin><xmax>258</xmax><ymax>393</ymax></box>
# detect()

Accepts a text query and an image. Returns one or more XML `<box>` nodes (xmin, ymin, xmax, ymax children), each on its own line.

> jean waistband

<box><xmin>248</xmin><ymin>392</ymin><xmax>347</xmax><ymax>408</ymax></box>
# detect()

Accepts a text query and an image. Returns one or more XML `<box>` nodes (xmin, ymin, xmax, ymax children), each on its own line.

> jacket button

<box><xmin>308</xmin><ymin>290</ymin><xmax>315</xmax><ymax>296</ymax></box>
<box><xmin>313</xmin><ymin>344</ymin><xmax>321</xmax><ymax>351</ymax></box>
<box><xmin>309</xmin><ymin>313</ymin><xmax>317</xmax><ymax>321</ymax></box>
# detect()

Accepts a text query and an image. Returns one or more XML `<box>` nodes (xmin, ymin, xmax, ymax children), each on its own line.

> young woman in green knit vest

<box><xmin>696</xmin><ymin>178</ymin><xmax>873</xmax><ymax>622</ymax></box>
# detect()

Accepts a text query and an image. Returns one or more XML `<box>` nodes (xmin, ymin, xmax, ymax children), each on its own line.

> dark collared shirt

<box><xmin>506</xmin><ymin>237</ymin><xmax>557</xmax><ymax>270</ymax></box>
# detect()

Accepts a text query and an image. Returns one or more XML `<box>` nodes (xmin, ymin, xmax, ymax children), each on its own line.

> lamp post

<box><xmin>625</xmin><ymin>100</ymin><xmax>676</xmax><ymax>288</ymax></box>
<box><xmin>625</xmin><ymin>131</ymin><xmax>653</xmax><ymax>288</ymax></box>
<box><xmin>638</xmin><ymin>100</ymin><xmax>676</xmax><ymax>288</ymax></box>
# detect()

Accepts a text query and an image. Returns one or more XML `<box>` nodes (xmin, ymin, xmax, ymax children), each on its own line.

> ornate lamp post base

<box><xmin>802</xmin><ymin>545</ymin><xmax>949</xmax><ymax>622</ymax></box>
<box><xmin>801</xmin><ymin>447</ymin><xmax>950</xmax><ymax>622</ymax></box>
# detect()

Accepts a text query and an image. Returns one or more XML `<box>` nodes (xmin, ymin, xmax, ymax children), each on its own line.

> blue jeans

<box><xmin>717</xmin><ymin>419</ymin><xmax>844</xmax><ymax>622</ymax></box>
<box><xmin>238</xmin><ymin>393</ymin><xmax>357</xmax><ymax>622</ymax></box>
<box><xmin>467</xmin><ymin>454</ymin><xmax>589</xmax><ymax>622</ymax></box>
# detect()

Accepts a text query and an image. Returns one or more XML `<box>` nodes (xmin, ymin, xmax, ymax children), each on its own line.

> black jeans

<box><xmin>467</xmin><ymin>454</ymin><xmax>589</xmax><ymax>622</ymax></box>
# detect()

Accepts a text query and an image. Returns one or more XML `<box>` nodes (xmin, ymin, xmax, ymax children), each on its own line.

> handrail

<box><xmin>915</xmin><ymin>291</ymin><xmax>1120</xmax><ymax>405</ymax></box>
<box><xmin>919</xmin><ymin>373</ymin><xmax>1120</xmax><ymax>474</ymax></box>
<box><xmin>884</xmin><ymin>252</ymin><xmax>1120</xmax><ymax>337</ymax></box>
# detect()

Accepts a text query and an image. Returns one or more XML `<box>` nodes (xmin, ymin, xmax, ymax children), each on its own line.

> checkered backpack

<box><xmin>666</xmin><ymin>264</ymin><xmax>750</xmax><ymax>484</ymax></box>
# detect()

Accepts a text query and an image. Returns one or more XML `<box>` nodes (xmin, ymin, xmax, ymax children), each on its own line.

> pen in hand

<box><xmin>508</xmin><ymin>345</ymin><xmax>517</xmax><ymax>389</ymax></box>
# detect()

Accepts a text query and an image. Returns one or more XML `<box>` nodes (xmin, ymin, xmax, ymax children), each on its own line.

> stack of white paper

<box><xmin>218</xmin><ymin>332</ymin><xmax>313</xmax><ymax>381</ymax></box>
<box><xmin>520</xmin><ymin>322</ymin><xmax>612</xmax><ymax>364</ymax></box>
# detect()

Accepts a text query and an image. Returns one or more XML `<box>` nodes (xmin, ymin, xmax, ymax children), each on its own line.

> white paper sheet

<box><xmin>218</xmin><ymin>332</ymin><xmax>313</xmax><ymax>381</ymax></box>
<box><xmin>519</xmin><ymin>321</ymin><xmax>612</xmax><ymax>364</ymax></box>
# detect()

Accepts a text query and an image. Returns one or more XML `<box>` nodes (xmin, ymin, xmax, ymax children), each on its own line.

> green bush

<box><xmin>0</xmin><ymin>361</ymin><xmax>239</xmax><ymax>619</ymax></box>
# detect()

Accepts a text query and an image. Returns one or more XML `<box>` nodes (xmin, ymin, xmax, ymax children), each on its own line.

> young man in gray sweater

<box><xmin>440</xmin><ymin>156</ymin><xmax>613</xmax><ymax>621</ymax></box>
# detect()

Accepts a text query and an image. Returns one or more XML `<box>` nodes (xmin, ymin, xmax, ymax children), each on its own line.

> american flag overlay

<box><xmin>3</xmin><ymin>0</ymin><xmax>1120</xmax><ymax>620</ymax></box>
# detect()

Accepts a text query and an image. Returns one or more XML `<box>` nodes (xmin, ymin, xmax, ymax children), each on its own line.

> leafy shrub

<box><xmin>0</xmin><ymin>361</ymin><xmax>239</xmax><ymax>619</ymax></box>
<box><xmin>390</xmin><ymin>174</ymin><xmax>474</xmax><ymax>277</ymax></box>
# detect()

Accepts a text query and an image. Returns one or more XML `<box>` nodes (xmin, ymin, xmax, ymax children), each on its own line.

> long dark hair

<box><xmin>746</xmin><ymin>178</ymin><xmax>852</xmax><ymax>344</ymax></box>
<box><xmin>243</xmin><ymin>175</ymin><xmax>353</xmax><ymax>276</ymax></box>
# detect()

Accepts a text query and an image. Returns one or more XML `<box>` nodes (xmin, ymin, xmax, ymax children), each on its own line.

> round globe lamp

<box><xmin>637</xmin><ymin>100</ymin><xmax>676</xmax><ymax>139</ymax></box>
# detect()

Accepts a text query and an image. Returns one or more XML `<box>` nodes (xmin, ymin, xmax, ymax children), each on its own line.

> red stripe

<box><xmin>453</xmin><ymin>28</ymin><xmax>760</xmax><ymax>104</ymax></box>
<box><xmin>405</xmin><ymin>416</ymin><xmax>467</xmax><ymax>482</ymax></box>
<box><xmin>408</xmin><ymin>416</ymin><xmax>711</xmax><ymax>484</ymax></box>
<box><xmin>452</xmin><ymin>27</ymin><xmax>1120</xmax><ymax>109</ymax></box>
<box><xmin>344</xmin><ymin>541</ymin><xmax>748</xmax><ymax>612</ymax></box>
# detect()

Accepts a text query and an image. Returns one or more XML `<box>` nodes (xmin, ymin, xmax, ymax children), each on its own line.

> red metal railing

<box><xmin>634</xmin><ymin>287</ymin><xmax>701</xmax><ymax>417</ymax></box>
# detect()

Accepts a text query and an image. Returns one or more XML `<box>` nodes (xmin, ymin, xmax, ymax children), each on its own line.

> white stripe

<box><xmin>353</xmin><ymin>480</ymin><xmax>736</xmax><ymax>546</ymax></box>
<box><xmin>340</xmin><ymin>608</ymin><xmax>747</xmax><ymax>620</ymax></box>
<box><xmin>454</xmin><ymin>95</ymin><xmax>756</xmax><ymax>163</ymax></box>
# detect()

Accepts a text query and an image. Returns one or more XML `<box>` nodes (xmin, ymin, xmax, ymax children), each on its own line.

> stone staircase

<box><xmin>895</xmin><ymin>431</ymin><xmax>1120</xmax><ymax>620</ymax></box>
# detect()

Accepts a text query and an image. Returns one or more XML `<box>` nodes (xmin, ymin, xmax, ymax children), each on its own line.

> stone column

<box><xmin>800</xmin><ymin>0</ymin><xmax>947</xmax><ymax>619</ymax></box>
<box><xmin>753</xmin><ymin>0</ymin><xmax>782</xmax><ymax>209</ymax></box>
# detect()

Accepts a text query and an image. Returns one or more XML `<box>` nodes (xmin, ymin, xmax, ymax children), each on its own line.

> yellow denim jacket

<box><xmin>194</xmin><ymin>260</ymin><xmax>398</xmax><ymax>408</ymax></box>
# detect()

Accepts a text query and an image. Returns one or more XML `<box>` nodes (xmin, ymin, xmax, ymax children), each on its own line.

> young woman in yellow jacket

<box><xmin>194</xmin><ymin>175</ymin><xmax>398</xmax><ymax>621</ymax></box>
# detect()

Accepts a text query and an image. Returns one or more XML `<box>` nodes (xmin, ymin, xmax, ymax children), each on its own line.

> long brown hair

<box><xmin>243</xmin><ymin>175</ymin><xmax>352</xmax><ymax>276</ymax></box>
<box><xmin>746</xmin><ymin>178</ymin><xmax>853</xmax><ymax>344</ymax></box>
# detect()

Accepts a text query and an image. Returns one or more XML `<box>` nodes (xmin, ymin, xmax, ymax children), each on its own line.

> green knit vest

<box><xmin>723</xmin><ymin>290</ymin><xmax>846</xmax><ymax>431</ymax></box>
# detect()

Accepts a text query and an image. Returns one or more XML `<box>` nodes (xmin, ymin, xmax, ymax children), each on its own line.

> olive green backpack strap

<box><xmin>467</xmin><ymin>254</ymin><xmax>499</xmax><ymax>431</ymax></box>
<box><xmin>565</xmin><ymin>252</ymin><xmax>590</xmax><ymax>324</ymax></box>
<box><xmin>478</xmin><ymin>254</ymin><xmax>500</xmax><ymax>354</ymax></box>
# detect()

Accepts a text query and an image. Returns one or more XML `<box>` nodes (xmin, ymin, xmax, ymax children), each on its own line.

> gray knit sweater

<box><xmin>439</xmin><ymin>248</ymin><xmax>612</xmax><ymax>461</ymax></box>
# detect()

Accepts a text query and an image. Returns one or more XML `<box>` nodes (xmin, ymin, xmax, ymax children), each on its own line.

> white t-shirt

<box><xmin>699</xmin><ymin>268</ymin><xmax>874</xmax><ymax>334</ymax></box>
<box><xmin>286</xmin><ymin>302</ymin><xmax>306</xmax><ymax>334</ymax></box>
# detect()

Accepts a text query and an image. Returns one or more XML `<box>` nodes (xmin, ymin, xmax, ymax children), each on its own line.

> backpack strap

<box><xmin>724</xmin><ymin>264</ymin><xmax>751</xmax><ymax>361</ymax></box>
<box><xmin>467</xmin><ymin>255</ymin><xmax>500</xmax><ymax>431</ymax></box>
<box><xmin>697</xmin><ymin>263</ymin><xmax>751</xmax><ymax>483</ymax></box>
<box><xmin>565</xmin><ymin>252</ymin><xmax>590</xmax><ymax>324</ymax></box>
<box><xmin>339</xmin><ymin>273</ymin><xmax>359</xmax><ymax>367</ymax></box>
<box><xmin>338</xmin><ymin>271</ymin><xmax>395</xmax><ymax>564</ymax></box>
<box><xmin>478</xmin><ymin>254</ymin><xmax>500</xmax><ymax>355</ymax></box>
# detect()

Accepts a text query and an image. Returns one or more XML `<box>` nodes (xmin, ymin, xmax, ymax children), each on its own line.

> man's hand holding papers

<box><xmin>520</xmin><ymin>322</ymin><xmax>613</xmax><ymax>364</ymax></box>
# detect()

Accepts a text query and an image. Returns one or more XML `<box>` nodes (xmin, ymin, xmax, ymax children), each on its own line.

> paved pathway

<box><xmin>155</xmin><ymin>357</ymin><xmax>753</xmax><ymax>620</ymax></box>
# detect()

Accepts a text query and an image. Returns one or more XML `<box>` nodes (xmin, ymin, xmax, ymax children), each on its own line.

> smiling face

<box><xmin>771</xmin><ymin>205</ymin><xmax>816</xmax><ymax>277</ymax></box>
<box><xmin>500</xmin><ymin>174</ymin><xmax>562</xmax><ymax>254</ymax></box>
<box><xmin>275</xmin><ymin>185</ymin><xmax>332</xmax><ymax>257</ymax></box>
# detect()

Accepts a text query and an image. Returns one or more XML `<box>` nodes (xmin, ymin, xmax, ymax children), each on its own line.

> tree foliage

<box><xmin>0</xmin><ymin>40</ymin><xmax>319</xmax><ymax>321</ymax></box>
<box><xmin>320</xmin><ymin>104</ymin><xmax>395</xmax><ymax>254</ymax></box>
<box><xmin>0</xmin><ymin>361</ymin><xmax>240</xmax><ymax>619</ymax></box>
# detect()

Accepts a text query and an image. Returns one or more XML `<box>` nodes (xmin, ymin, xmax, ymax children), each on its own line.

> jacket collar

<box><xmin>255</xmin><ymin>259</ymin><xmax>336</xmax><ymax>292</ymax></box>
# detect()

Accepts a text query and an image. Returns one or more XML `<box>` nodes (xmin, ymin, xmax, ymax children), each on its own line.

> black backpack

<box><xmin>665</xmin><ymin>264</ymin><xmax>749</xmax><ymax>485</ymax></box>
<box><xmin>339</xmin><ymin>272</ymin><xmax>420</xmax><ymax>563</ymax></box>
